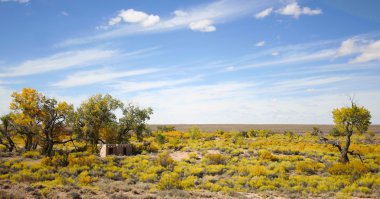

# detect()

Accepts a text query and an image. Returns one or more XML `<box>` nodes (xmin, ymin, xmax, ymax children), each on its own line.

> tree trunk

<box><xmin>340</xmin><ymin>128</ymin><xmax>353</xmax><ymax>163</ymax></box>
<box><xmin>340</xmin><ymin>149</ymin><xmax>349</xmax><ymax>163</ymax></box>
<box><xmin>6</xmin><ymin>137</ymin><xmax>15</xmax><ymax>152</ymax></box>
<box><xmin>25</xmin><ymin>134</ymin><xmax>33</xmax><ymax>151</ymax></box>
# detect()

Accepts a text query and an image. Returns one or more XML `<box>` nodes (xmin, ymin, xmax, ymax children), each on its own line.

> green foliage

<box><xmin>118</xmin><ymin>103</ymin><xmax>153</xmax><ymax>142</ymax></box>
<box><xmin>156</xmin><ymin>133</ymin><xmax>166</xmax><ymax>144</ymax></box>
<box><xmin>157</xmin><ymin>125</ymin><xmax>176</xmax><ymax>132</ymax></box>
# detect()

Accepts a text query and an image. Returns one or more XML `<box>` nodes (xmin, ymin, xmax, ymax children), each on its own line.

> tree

<box><xmin>40</xmin><ymin>98</ymin><xmax>74</xmax><ymax>156</ymax></box>
<box><xmin>74</xmin><ymin>94</ymin><xmax>122</xmax><ymax>152</ymax></box>
<box><xmin>118</xmin><ymin>104</ymin><xmax>153</xmax><ymax>142</ymax></box>
<box><xmin>0</xmin><ymin>114</ymin><xmax>16</xmax><ymax>152</ymax></box>
<box><xmin>319</xmin><ymin>101</ymin><xmax>371</xmax><ymax>163</ymax></box>
<box><xmin>10</xmin><ymin>88</ymin><xmax>44</xmax><ymax>150</ymax></box>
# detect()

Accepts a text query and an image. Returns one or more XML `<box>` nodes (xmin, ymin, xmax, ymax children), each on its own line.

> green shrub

<box><xmin>188</xmin><ymin>127</ymin><xmax>202</xmax><ymax>140</ymax></box>
<box><xmin>156</xmin><ymin>133</ymin><xmax>166</xmax><ymax>144</ymax></box>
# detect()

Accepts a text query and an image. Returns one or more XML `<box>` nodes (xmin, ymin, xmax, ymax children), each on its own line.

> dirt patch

<box><xmin>207</xmin><ymin>150</ymin><xmax>221</xmax><ymax>154</ymax></box>
<box><xmin>170</xmin><ymin>151</ymin><xmax>189</xmax><ymax>161</ymax></box>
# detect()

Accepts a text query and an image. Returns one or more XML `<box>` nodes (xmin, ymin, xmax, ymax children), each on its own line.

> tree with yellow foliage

<box><xmin>10</xmin><ymin>88</ymin><xmax>44</xmax><ymax>151</ymax></box>
<box><xmin>319</xmin><ymin>101</ymin><xmax>371</xmax><ymax>163</ymax></box>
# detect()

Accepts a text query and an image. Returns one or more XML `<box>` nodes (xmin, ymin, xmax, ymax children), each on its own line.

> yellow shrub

<box><xmin>139</xmin><ymin>173</ymin><xmax>158</xmax><ymax>182</ymax></box>
<box><xmin>296</xmin><ymin>160</ymin><xmax>325</xmax><ymax>174</ymax></box>
<box><xmin>203</xmin><ymin>182</ymin><xmax>222</xmax><ymax>192</ymax></box>
<box><xmin>249</xmin><ymin>165</ymin><xmax>267</xmax><ymax>176</ymax></box>
<box><xmin>77</xmin><ymin>171</ymin><xmax>92</xmax><ymax>186</ymax></box>
<box><xmin>106</xmin><ymin>171</ymin><xmax>115</xmax><ymax>179</ymax></box>
<box><xmin>259</xmin><ymin>150</ymin><xmax>278</xmax><ymax>161</ymax></box>
<box><xmin>206</xmin><ymin>165</ymin><xmax>224</xmax><ymax>175</ymax></box>
<box><xmin>68</xmin><ymin>154</ymin><xmax>96</xmax><ymax>167</ymax></box>
<box><xmin>181</xmin><ymin>176</ymin><xmax>197</xmax><ymax>189</ymax></box>
<box><xmin>328</xmin><ymin>161</ymin><xmax>369</xmax><ymax>175</ymax></box>
<box><xmin>10</xmin><ymin>169</ymin><xmax>35</xmax><ymax>182</ymax></box>
<box><xmin>157</xmin><ymin>172</ymin><xmax>181</xmax><ymax>190</ymax></box>
<box><xmin>157</xmin><ymin>151</ymin><xmax>175</xmax><ymax>168</ymax></box>
<box><xmin>206</xmin><ymin>154</ymin><xmax>226</xmax><ymax>165</ymax></box>
<box><xmin>21</xmin><ymin>151</ymin><xmax>40</xmax><ymax>159</ymax></box>
<box><xmin>186</xmin><ymin>166</ymin><xmax>204</xmax><ymax>176</ymax></box>
<box><xmin>249</xmin><ymin>176</ymin><xmax>268</xmax><ymax>189</ymax></box>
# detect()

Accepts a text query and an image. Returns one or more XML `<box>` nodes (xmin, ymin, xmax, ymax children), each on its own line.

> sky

<box><xmin>0</xmin><ymin>0</ymin><xmax>380</xmax><ymax>124</ymax></box>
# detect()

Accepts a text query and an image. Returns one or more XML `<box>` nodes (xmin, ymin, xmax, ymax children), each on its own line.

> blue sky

<box><xmin>1</xmin><ymin>0</ymin><xmax>380</xmax><ymax>124</ymax></box>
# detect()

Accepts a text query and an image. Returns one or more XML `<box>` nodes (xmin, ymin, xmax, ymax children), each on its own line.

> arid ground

<box><xmin>150</xmin><ymin>124</ymin><xmax>380</xmax><ymax>134</ymax></box>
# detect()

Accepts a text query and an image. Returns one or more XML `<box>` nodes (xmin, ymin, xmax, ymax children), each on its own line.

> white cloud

<box><xmin>255</xmin><ymin>7</ymin><xmax>273</xmax><ymax>19</ymax></box>
<box><xmin>59</xmin><ymin>0</ymin><xmax>277</xmax><ymax>47</ymax></box>
<box><xmin>0</xmin><ymin>0</ymin><xmax>29</xmax><ymax>3</ymax></box>
<box><xmin>277</xmin><ymin>2</ymin><xmax>322</xmax><ymax>18</ymax></box>
<box><xmin>108</xmin><ymin>16</ymin><xmax>122</xmax><ymax>26</ymax></box>
<box><xmin>108</xmin><ymin>9</ymin><xmax>160</xmax><ymax>27</ymax></box>
<box><xmin>189</xmin><ymin>19</ymin><xmax>216</xmax><ymax>32</ymax></box>
<box><xmin>271</xmin><ymin>51</ymin><xmax>279</xmax><ymax>56</ymax></box>
<box><xmin>351</xmin><ymin>40</ymin><xmax>380</xmax><ymax>63</ymax></box>
<box><xmin>336</xmin><ymin>38</ymin><xmax>358</xmax><ymax>57</ymax></box>
<box><xmin>61</xmin><ymin>11</ymin><xmax>69</xmax><ymax>16</ymax></box>
<box><xmin>53</xmin><ymin>68</ymin><xmax>158</xmax><ymax>88</ymax></box>
<box><xmin>141</xmin><ymin>15</ymin><xmax>160</xmax><ymax>27</ymax></box>
<box><xmin>302</xmin><ymin>7</ymin><xmax>322</xmax><ymax>15</ymax></box>
<box><xmin>0</xmin><ymin>49</ymin><xmax>116</xmax><ymax>77</ymax></box>
<box><xmin>255</xmin><ymin>41</ymin><xmax>266</xmax><ymax>47</ymax></box>
<box><xmin>130</xmin><ymin>81</ymin><xmax>380</xmax><ymax>124</ymax></box>
<box><xmin>0</xmin><ymin>86</ymin><xmax>12</xmax><ymax>116</ymax></box>
<box><xmin>173</xmin><ymin>10</ymin><xmax>188</xmax><ymax>17</ymax></box>
<box><xmin>335</xmin><ymin>38</ymin><xmax>380</xmax><ymax>63</ymax></box>
<box><xmin>114</xmin><ymin>77</ymin><xmax>200</xmax><ymax>93</ymax></box>
<box><xmin>225</xmin><ymin>66</ymin><xmax>236</xmax><ymax>72</ymax></box>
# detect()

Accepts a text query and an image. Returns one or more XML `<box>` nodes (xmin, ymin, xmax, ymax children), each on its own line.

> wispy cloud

<box><xmin>189</xmin><ymin>19</ymin><xmax>216</xmax><ymax>32</ymax></box>
<box><xmin>255</xmin><ymin>41</ymin><xmax>266</xmax><ymax>47</ymax></box>
<box><xmin>255</xmin><ymin>8</ymin><xmax>273</xmax><ymax>19</ymax></box>
<box><xmin>0</xmin><ymin>0</ymin><xmax>29</xmax><ymax>4</ymax></box>
<box><xmin>113</xmin><ymin>76</ymin><xmax>202</xmax><ymax>93</ymax></box>
<box><xmin>130</xmin><ymin>80</ymin><xmax>380</xmax><ymax>124</ymax></box>
<box><xmin>53</xmin><ymin>68</ymin><xmax>158</xmax><ymax>88</ymax></box>
<box><xmin>58</xmin><ymin>0</ymin><xmax>277</xmax><ymax>47</ymax></box>
<box><xmin>0</xmin><ymin>49</ymin><xmax>116</xmax><ymax>77</ymax></box>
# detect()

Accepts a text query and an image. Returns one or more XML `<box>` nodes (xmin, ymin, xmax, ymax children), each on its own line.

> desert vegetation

<box><xmin>0</xmin><ymin>88</ymin><xmax>379</xmax><ymax>199</ymax></box>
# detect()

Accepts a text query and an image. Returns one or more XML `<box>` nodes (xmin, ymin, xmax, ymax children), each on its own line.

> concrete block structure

<box><xmin>99</xmin><ymin>144</ymin><xmax>133</xmax><ymax>157</ymax></box>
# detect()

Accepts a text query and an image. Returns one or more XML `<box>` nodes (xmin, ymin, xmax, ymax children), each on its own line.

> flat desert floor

<box><xmin>149</xmin><ymin>124</ymin><xmax>380</xmax><ymax>134</ymax></box>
